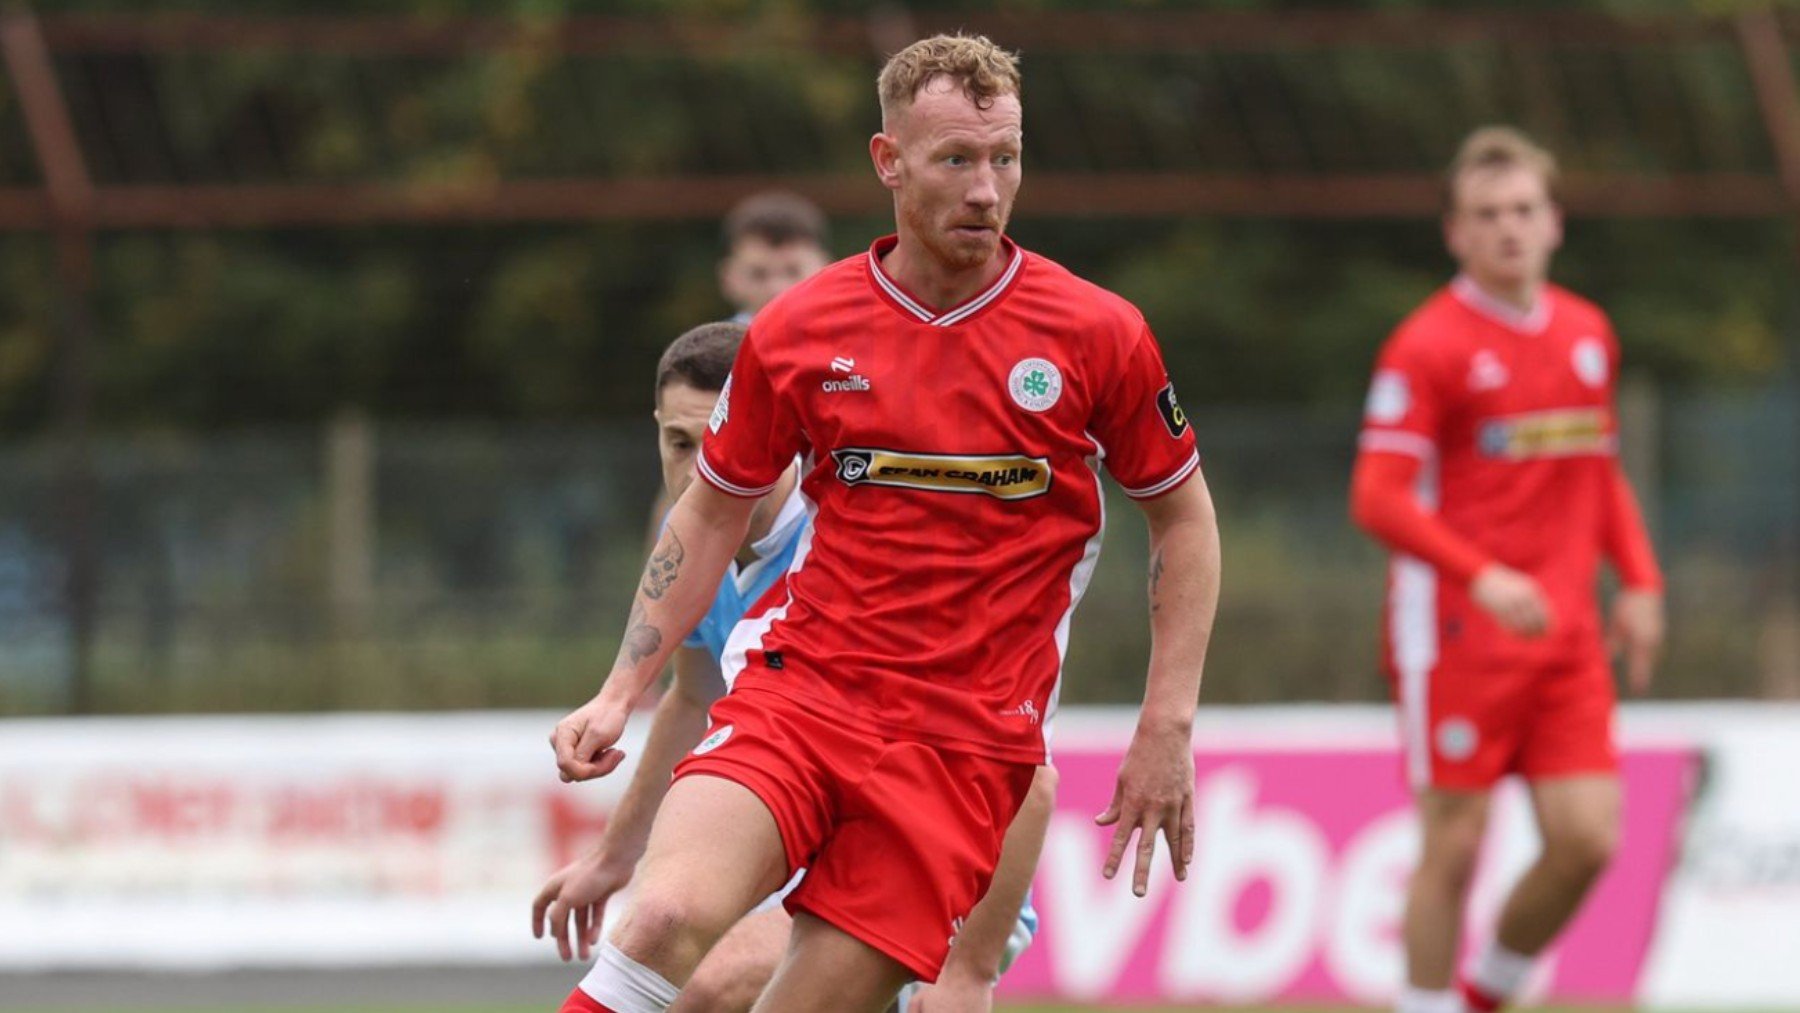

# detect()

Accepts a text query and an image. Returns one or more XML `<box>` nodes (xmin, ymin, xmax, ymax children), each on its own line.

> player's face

<box><xmin>653</xmin><ymin>381</ymin><xmax>717</xmax><ymax>501</ymax></box>
<box><xmin>877</xmin><ymin>77</ymin><xmax>1022</xmax><ymax>273</ymax></box>
<box><xmin>1445</xmin><ymin>166</ymin><xmax>1563</xmax><ymax>293</ymax></box>
<box><xmin>719</xmin><ymin>237</ymin><xmax>830</xmax><ymax>316</ymax></box>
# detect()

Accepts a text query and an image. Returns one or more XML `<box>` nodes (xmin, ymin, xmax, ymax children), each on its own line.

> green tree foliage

<box><xmin>0</xmin><ymin>0</ymin><xmax>1791</xmax><ymax>434</ymax></box>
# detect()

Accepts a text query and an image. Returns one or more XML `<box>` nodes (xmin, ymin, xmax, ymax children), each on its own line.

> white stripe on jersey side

<box><xmin>1045</xmin><ymin>443</ymin><xmax>1109</xmax><ymax>759</ymax></box>
<box><xmin>869</xmin><ymin>258</ymin><xmax>935</xmax><ymax>321</ymax></box>
<box><xmin>1392</xmin><ymin>454</ymin><xmax>1441</xmax><ymax>789</ymax></box>
<box><xmin>697</xmin><ymin>448</ymin><xmax>780</xmax><ymax>499</ymax></box>
<box><xmin>932</xmin><ymin>248</ymin><xmax>1024</xmax><ymax>327</ymax></box>
<box><xmin>1358</xmin><ymin>430</ymin><xmax>1436</xmax><ymax>459</ymax></box>
<box><xmin>1120</xmin><ymin>450</ymin><xmax>1201</xmax><ymax>499</ymax></box>
<box><xmin>718</xmin><ymin>458</ymin><xmax>818</xmax><ymax>690</ymax></box>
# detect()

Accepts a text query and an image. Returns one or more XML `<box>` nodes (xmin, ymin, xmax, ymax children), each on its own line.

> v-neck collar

<box><xmin>866</xmin><ymin>235</ymin><xmax>1026</xmax><ymax>327</ymax></box>
<box><xmin>1451</xmin><ymin>274</ymin><xmax>1552</xmax><ymax>335</ymax></box>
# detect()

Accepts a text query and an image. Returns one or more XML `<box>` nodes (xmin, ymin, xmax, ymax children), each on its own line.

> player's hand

<box><xmin>1096</xmin><ymin>719</ymin><xmax>1194</xmax><ymax>898</ymax></box>
<box><xmin>1471</xmin><ymin>564</ymin><xmax>1553</xmax><ymax>638</ymax></box>
<box><xmin>530</xmin><ymin>850</ymin><xmax>633</xmax><ymax>962</ymax></box>
<box><xmin>550</xmin><ymin>694</ymin><xmax>631</xmax><ymax>783</ymax></box>
<box><xmin>1609</xmin><ymin>588</ymin><xmax>1664</xmax><ymax>695</ymax></box>
<box><xmin>903</xmin><ymin>973</ymin><xmax>993</xmax><ymax>1012</ymax></box>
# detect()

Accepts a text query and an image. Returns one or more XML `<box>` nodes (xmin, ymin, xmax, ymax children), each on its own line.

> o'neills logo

<box><xmin>831</xmin><ymin>448</ymin><xmax>1052</xmax><ymax>501</ymax></box>
<box><xmin>821</xmin><ymin>375</ymin><xmax>871</xmax><ymax>393</ymax></box>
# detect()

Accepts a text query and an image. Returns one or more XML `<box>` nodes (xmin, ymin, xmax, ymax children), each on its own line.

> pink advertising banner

<box><xmin>999</xmin><ymin>746</ymin><xmax>1694</xmax><ymax>1005</ymax></box>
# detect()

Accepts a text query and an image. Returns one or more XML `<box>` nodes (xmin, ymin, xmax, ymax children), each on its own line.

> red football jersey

<box><xmin>1359</xmin><ymin>276</ymin><xmax>1624</xmax><ymax>673</ymax></box>
<box><xmin>697</xmin><ymin>236</ymin><xmax>1200</xmax><ymax>764</ymax></box>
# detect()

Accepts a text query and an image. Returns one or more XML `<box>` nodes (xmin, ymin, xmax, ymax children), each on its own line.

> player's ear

<box><xmin>1441</xmin><ymin>212</ymin><xmax>1463</xmax><ymax>262</ymax></box>
<box><xmin>870</xmin><ymin>133</ymin><xmax>902</xmax><ymax>191</ymax></box>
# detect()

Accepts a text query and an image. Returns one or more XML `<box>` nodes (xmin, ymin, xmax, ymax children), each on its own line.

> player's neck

<box><xmin>882</xmin><ymin>233</ymin><xmax>1008</xmax><ymax>311</ymax></box>
<box><xmin>1459</xmin><ymin>271</ymin><xmax>1543</xmax><ymax>315</ymax></box>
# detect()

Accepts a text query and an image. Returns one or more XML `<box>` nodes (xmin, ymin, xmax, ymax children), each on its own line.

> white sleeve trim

<box><xmin>1119</xmin><ymin>450</ymin><xmax>1201</xmax><ymax>499</ymax></box>
<box><xmin>696</xmin><ymin>448</ymin><xmax>779</xmax><ymax>499</ymax></box>
<box><xmin>1358</xmin><ymin>429</ymin><xmax>1436</xmax><ymax>459</ymax></box>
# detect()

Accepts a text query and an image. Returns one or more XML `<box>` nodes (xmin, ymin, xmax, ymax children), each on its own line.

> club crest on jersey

<box><xmin>1008</xmin><ymin>358</ymin><xmax>1063</xmax><ymax>413</ymax></box>
<box><xmin>1155</xmin><ymin>382</ymin><xmax>1189</xmax><ymax>438</ymax></box>
<box><xmin>709</xmin><ymin>376</ymin><xmax>732</xmax><ymax>434</ymax></box>
<box><xmin>1572</xmin><ymin>338</ymin><xmax>1608</xmax><ymax>389</ymax></box>
<box><xmin>832</xmin><ymin>447</ymin><xmax>1052</xmax><ymax>501</ymax></box>
<box><xmin>693</xmin><ymin>724</ymin><xmax>733</xmax><ymax>755</ymax></box>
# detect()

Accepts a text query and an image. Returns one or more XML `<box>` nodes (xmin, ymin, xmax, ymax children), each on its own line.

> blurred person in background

<box><xmin>547</xmin><ymin>32</ymin><xmax>1217</xmax><ymax>1013</ymax></box>
<box><xmin>1350</xmin><ymin>127</ymin><xmax>1665</xmax><ymax>1013</ymax></box>
<box><xmin>643</xmin><ymin>191</ymin><xmax>834</xmax><ymax>547</ymax></box>
<box><xmin>536</xmin><ymin>320</ymin><xmax>1053</xmax><ymax>1013</ymax></box>
<box><xmin>718</xmin><ymin>191</ymin><xmax>833</xmax><ymax>322</ymax></box>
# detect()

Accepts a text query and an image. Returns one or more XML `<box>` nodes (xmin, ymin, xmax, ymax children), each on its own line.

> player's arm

<box><xmin>924</xmin><ymin>765</ymin><xmax>1057</xmax><ymax>1003</ymax></box>
<box><xmin>533</xmin><ymin>647</ymin><xmax>722</xmax><ymax>960</ymax></box>
<box><xmin>1099</xmin><ymin>469</ymin><xmax>1219</xmax><ymax>897</ymax></box>
<box><xmin>551</xmin><ymin>480</ymin><xmax>754</xmax><ymax>782</ymax></box>
<box><xmin>1602</xmin><ymin>458</ymin><xmax>1665</xmax><ymax>693</ymax></box>
<box><xmin>1351</xmin><ymin>449</ymin><xmax>1551</xmax><ymax>638</ymax></box>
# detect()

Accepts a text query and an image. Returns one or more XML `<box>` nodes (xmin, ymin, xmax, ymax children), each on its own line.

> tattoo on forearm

<box><xmin>641</xmin><ymin>530</ymin><xmax>686</xmax><ymax>600</ymax></box>
<box><xmin>621</xmin><ymin>600</ymin><xmax>664</xmax><ymax>666</ymax></box>
<box><xmin>1149</xmin><ymin>549</ymin><xmax>1166</xmax><ymax>615</ymax></box>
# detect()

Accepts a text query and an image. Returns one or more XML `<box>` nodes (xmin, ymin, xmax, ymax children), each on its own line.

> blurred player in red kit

<box><xmin>548</xmin><ymin>32</ymin><xmax>1221</xmax><ymax>1013</ymax></box>
<box><xmin>1351</xmin><ymin>127</ymin><xmax>1665</xmax><ymax>1013</ymax></box>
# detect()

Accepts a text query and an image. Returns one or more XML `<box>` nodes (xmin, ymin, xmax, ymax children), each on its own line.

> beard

<box><xmin>901</xmin><ymin>198</ymin><xmax>1005</xmax><ymax>272</ymax></box>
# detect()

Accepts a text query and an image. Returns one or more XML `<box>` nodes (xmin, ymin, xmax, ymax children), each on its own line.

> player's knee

<box><xmin>1418</xmin><ymin>813</ymin><xmax>1485</xmax><ymax>890</ymax></box>
<box><xmin>612</xmin><ymin>891</ymin><xmax>723</xmax><ymax>967</ymax></box>
<box><xmin>1545</xmin><ymin>818</ymin><xmax>1618</xmax><ymax>881</ymax></box>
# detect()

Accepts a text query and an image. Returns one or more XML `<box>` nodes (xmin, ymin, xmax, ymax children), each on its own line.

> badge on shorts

<box><xmin>1008</xmin><ymin>358</ymin><xmax>1063</xmax><ymax>413</ymax></box>
<box><xmin>694</xmin><ymin>724</ymin><xmax>733</xmax><ymax>755</ymax></box>
<box><xmin>1435</xmin><ymin>717</ymin><xmax>1478</xmax><ymax>761</ymax></box>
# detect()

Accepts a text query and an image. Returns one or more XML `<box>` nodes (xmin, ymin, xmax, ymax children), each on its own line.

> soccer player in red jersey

<box><xmin>549</xmin><ymin>33</ymin><xmax>1221</xmax><ymax>1013</ymax></box>
<box><xmin>1350</xmin><ymin>128</ymin><xmax>1665</xmax><ymax>1013</ymax></box>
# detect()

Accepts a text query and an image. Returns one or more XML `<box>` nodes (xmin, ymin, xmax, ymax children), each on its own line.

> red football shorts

<box><xmin>672</xmin><ymin>684</ymin><xmax>1035</xmax><ymax>981</ymax></box>
<box><xmin>1391</xmin><ymin>652</ymin><xmax>1618</xmax><ymax>792</ymax></box>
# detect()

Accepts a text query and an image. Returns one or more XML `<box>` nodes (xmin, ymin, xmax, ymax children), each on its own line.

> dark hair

<box><xmin>655</xmin><ymin>321</ymin><xmax>747</xmax><ymax>399</ymax></box>
<box><xmin>722</xmin><ymin>191</ymin><xmax>829</xmax><ymax>251</ymax></box>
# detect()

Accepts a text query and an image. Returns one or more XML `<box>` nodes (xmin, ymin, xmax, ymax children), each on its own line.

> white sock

<box><xmin>1397</xmin><ymin>985</ymin><xmax>1463</xmax><ymax>1013</ymax></box>
<box><xmin>577</xmin><ymin>941</ymin><xmax>679</xmax><ymax>1013</ymax></box>
<box><xmin>1468</xmin><ymin>941</ymin><xmax>1536</xmax><ymax>1001</ymax></box>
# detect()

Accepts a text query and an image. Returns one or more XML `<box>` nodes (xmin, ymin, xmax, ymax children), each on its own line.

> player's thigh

<box><xmin>1519</xmin><ymin>656</ymin><xmax>1618</xmax><ymax>782</ymax></box>
<box><xmin>620</xmin><ymin>774</ymin><xmax>790</xmax><ymax>946</ymax></box>
<box><xmin>673</xmin><ymin>906</ymin><xmax>792</xmax><ymax>1013</ymax></box>
<box><xmin>1528</xmin><ymin>774</ymin><xmax>1621</xmax><ymax>873</ymax></box>
<box><xmin>751</xmin><ymin>912</ymin><xmax>914</xmax><ymax>1013</ymax></box>
<box><xmin>792</xmin><ymin>743</ymin><xmax>1033</xmax><ymax>983</ymax></box>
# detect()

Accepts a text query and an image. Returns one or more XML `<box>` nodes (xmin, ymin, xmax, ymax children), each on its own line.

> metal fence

<box><xmin>1</xmin><ymin>387</ymin><xmax>1795</xmax><ymax>715</ymax></box>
